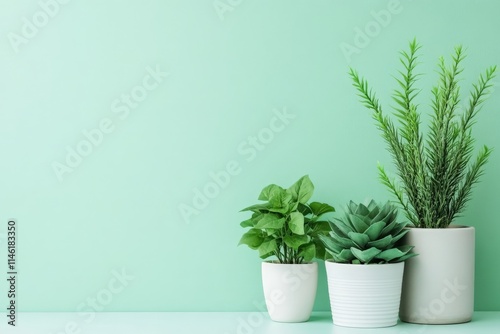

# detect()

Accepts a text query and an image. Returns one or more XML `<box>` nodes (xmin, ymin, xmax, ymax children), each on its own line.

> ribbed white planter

<box><xmin>399</xmin><ymin>225</ymin><xmax>475</xmax><ymax>324</ymax></box>
<box><xmin>261</xmin><ymin>262</ymin><xmax>318</xmax><ymax>322</ymax></box>
<box><xmin>325</xmin><ymin>261</ymin><xmax>404</xmax><ymax>328</ymax></box>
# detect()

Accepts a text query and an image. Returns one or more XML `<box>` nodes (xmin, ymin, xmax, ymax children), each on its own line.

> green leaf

<box><xmin>349</xmin><ymin>214</ymin><xmax>369</xmax><ymax>233</ymax></box>
<box><xmin>354</xmin><ymin>203</ymin><xmax>370</xmax><ymax>216</ymax></box>
<box><xmin>309</xmin><ymin>202</ymin><xmax>335</xmax><ymax>216</ymax></box>
<box><xmin>267</xmin><ymin>188</ymin><xmax>293</xmax><ymax>214</ymax></box>
<box><xmin>388</xmin><ymin>221</ymin><xmax>409</xmax><ymax>237</ymax></box>
<box><xmin>387</xmin><ymin>228</ymin><xmax>409</xmax><ymax>247</ymax></box>
<box><xmin>330</xmin><ymin>219</ymin><xmax>352</xmax><ymax>237</ymax></box>
<box><xmin>238</xmin><ymin>229</ymin><xmax>264</xmax><ymax>249</ymax></box>
<box><xmin>336</xmin><ymin>249</ymin><xmax>354</xmax><ymax>263</ymax></box>
<box><xmin>288</xmin><ymin>212</ymin><xmax>305</xmax><ymax>235</ymax></box>
<box><xmin>312</xmin><ymin>221</ymin><xmax>331</xmax><ymax>234</ymax></box>
<box><xmin>240</xmin><ymin>218</ymin><xmax>254</xmax><ymax>228</ymax></box>
<box><xmin>372</xmin><ymin>202</ymin><xmax>394</xmax><ymax>222</ymax></box>
<box><xmin>379</xmin><ymin>217</ymin><xmax>398</xmax><ymax>237</ymax></box>
<box><xmin>240</xmin><ymin>213</ymin><xmax>263</xmax><ymax>228</ymax></box>
<box><xmin>375</xmin><ymin>249</ymin><xmax>404</xmax><ymax>262</ymax></box>
<box><xmin>298</xmin><ymin>243</ymin><xmax>316</xmax><ymax>262</ymax></box>
<box><xmin>351</xmin><ymin>247</ymin><xmax>382</xmax><ymax>263</ymax></box>
<box><xmin>397</xmin><ymin>252</ymin><xmax>419</xmax><ymax>262</ymax></box>
<box><xmin>366</xmin><ymin>199</ymin><xmax>380</xmax><ymax>218</ymax></box>
<box><xmin>284</xmin><ymin>235</ymin><xmax>310</xmax><ymax>250</ymax></box>
<box><xmin>254</xmin><ymin>214</ymin><xmax>285</xmax><ymax>229</ymax></box>
<box><xmin>297</xmin><ymin>203</ymin><xmax>312</xmax><ymax>216</ymax></box>
<box><xmin>366</xmin><ymin>234</ymin><xmax>393</xmax><ymax>249</ymax></box>
<box><xmin>347</xmin><ymin>201</ymin><xmax>358</xmax><ymax>214</ymax></box>
<box><xmin>264</xmin><ymin>228</ymin><xmax>278</xmax><ymax>236</ymax></box>
<box><xmin>313</xmin><ymin>240</ymin><xmax>327</xmax><ymax>260</ymax></box>
<box><xmin>375</xmin><ymin>245</ymin><xmax>414</xmax><ymax>262</ymax></box>
<box><xmin>325</xmin><ymin>248</ymin><xmax>336</xmax><ymax>258</ymax></box>
<box><xmin>258</xmin><ymin>239</ymin><xmax>277</xmax><ymax>257</ymax></box>
<box><xmin>318</xmin><ymin>234</ymin><xmax>343</xmax><ymax>253</ymax></box>
<box><xmin>328</xmin><ymin>232</ymin><xmax>356</xmax><ymax>249</ymax></box>
<box><xmin>364</xmin><ymin>221</ymin><xmax>386</xmax><ymax>240</ymax></box>
<box><xmin>258</xmin><ymin>184</ymin><xmax>283</xmax><ymax>201</ymax></box>
<box><xmin>240</xmin><ymin>203</ymin><xmax>269</xmax><ymax>212</ymax></box>
<box><xmin>288</xmin><ymin>175</ymin><xmax>314</xmax><ymax>204</ymax></box>
<box><xmin>348</xmin><ymin>231</ymin><xmax>370</xmax><ymax>248</ymax></box>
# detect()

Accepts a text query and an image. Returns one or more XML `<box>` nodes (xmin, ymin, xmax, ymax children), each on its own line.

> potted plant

<box><xmin>238</xmin><ymin>175</ymin><xmax>335</xmax><ymax>322</ymax></box>
<box><xmin>319</xmin><ymin>200</ymin><xmax>416</xmax><ymax>328</ymax></box>
<box><xmin>350</xmin><ymin>39</ymin><xmax>496</xmax><ymax>324</ymax></box>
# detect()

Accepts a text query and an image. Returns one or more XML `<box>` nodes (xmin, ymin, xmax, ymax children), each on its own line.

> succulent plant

<box><xmin>319</xmin><ymin>200</ymin><xmax>417</xmax><ymax>264</ymax></box>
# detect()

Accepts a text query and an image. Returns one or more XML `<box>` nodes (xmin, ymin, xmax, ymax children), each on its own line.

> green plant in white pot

<box><xmin>319</xmin><ymin>200</ymin><xmax>416</xmax><ymax>328</ymax></box>
<box><xmin>238</xmin><ymin>175</ymin><xmax>335</xmax><ymax>323</ymax></box>
<box><xmin>350</xmin><ymin>39</ymin><xmax>496</xmax><ymax>324</ymax></box>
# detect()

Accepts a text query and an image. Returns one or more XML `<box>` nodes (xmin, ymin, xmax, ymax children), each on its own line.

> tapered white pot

<box><xmin>325</xmin><ymin>261</ymin><xmax>404</xmax><ymax>328</ymax></box>
<box><xmin>261</xmin><ymin>262</ymin><xmax>318</xmax><ymax>322</ymax></box>
<box><xmin>399</xmin><ymin>225</ymin><xmax>475</xmax><ymax>324</ymax></box>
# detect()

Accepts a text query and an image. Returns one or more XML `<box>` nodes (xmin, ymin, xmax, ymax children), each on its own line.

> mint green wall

<box><xmin>0</xmin><ymin>0</ymin><xmax>499</xmax><ymax>313</ymax></box>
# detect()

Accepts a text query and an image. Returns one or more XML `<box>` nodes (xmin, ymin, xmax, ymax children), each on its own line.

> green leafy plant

<box><xmin>350</xmin><ymin>39</ymin><xmax>496</xmax><ymax>228</ymax></box>
<box><xmin>238</xmin><ymin>175</ymin><xmax>335</xmax><ymax>264</ymax></box>
<box><xmin>320</xmin><ymin>200</ymin><xmax>416</xmax><ymax>264</ymax></box>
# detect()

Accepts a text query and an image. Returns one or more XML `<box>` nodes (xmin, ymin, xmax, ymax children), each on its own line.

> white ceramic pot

<box><xmin>399</xmin><ymin>225</ymin><xmax>475</xmax><ymax>324</ymax></box>
<box><xmin>261</xmin><ymin>262</ymin><xmax>318</xmax><ymax>322</ymax></box>
<box><xmin>325</xmin><ymin>261</ymin><xmax>404</xmax><ymax>328</ymax></box>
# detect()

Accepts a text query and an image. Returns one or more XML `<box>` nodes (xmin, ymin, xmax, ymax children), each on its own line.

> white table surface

<box><xmin>1</xmin><ymin>312</ymin><xmax>499</xmax><ymax>334</ymax></box>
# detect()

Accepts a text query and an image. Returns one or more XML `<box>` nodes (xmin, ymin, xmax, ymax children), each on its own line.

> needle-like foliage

<box><xmin>350</xmin><ymin>39</ymin><xmax>496</xmax><ymax>228</ymax></box>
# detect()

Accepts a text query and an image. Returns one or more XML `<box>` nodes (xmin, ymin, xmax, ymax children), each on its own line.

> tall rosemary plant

<box><xmin>350</xmin><ymin>39</ymin><xmax>496</xmax><ymax>228</ymax></box>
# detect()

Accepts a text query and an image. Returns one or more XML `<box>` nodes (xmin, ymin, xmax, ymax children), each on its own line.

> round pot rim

<box><xmin>404</xmin><ymin>224</ymin><xmax>474</xmax><ymax>230</ymax></box>
<box><xmin>325</xmin><ymin>260</ymin><xmax>404</xmax><ymax>266</ymax></box>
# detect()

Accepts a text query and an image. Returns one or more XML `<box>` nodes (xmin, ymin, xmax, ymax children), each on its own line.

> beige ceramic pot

<box><xmin>399</xmin><ymin>225</ymin><xmax>475</xmax><ymax>324</ymax></box>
